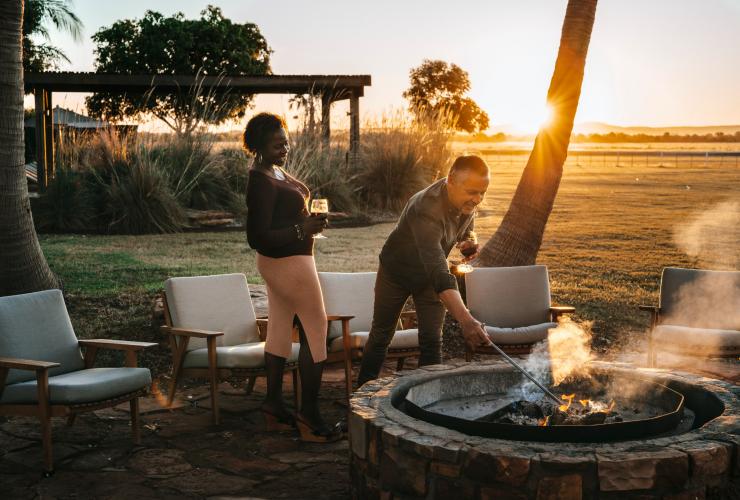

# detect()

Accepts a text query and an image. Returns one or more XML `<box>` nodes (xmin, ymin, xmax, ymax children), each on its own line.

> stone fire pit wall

<box><xmin>348</xmin><ymin>361</ymin><xmax>740</xmax><ymax>499</ymax></box>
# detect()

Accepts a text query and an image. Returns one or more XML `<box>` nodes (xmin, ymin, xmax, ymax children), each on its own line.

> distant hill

<box><xmin>572</xmin><ymin>122</ymin><xmax>740</xmax><ymax>136</ymax></box>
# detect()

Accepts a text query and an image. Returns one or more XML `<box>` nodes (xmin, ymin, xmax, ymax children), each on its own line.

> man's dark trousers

<box><xmin>357</xmin><ymin>264</ymin><xmax>446</xmax><ymax>386</ymax></box>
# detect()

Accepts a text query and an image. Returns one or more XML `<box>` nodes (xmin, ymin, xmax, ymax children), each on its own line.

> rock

<box><xmin>597</xmin><ymin>449</ymin><xmax>688</xmax><ymax>491</ymax></box>
<box><xmin>156</xmin><ymin>467</ymin><xmax>257</xmax><ymax>496</ymax></box>
<box><xmin>536</xmin><ymin>474</ymin><xmax>583</xmax><ymax>500</ymax></box>
<box><xmin>127</xmin><ymin>448</ymin><xmax>192</xmax><ymax>478</ymax></box>
<box><xmin>379</xmin><ymin>446</ymin><xmax>428</xmax><ymax>496</ymax></box>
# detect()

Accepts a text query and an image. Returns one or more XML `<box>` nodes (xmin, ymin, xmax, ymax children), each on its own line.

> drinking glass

<box><xmin>310</xmin><ymin>198</ymin><xmax>329</xmax><ymax>239</ymax></box>
<box><xmin>455</xmin><ymin>231</ymin><xmax>478</xmax><ymax>273</ymax></box>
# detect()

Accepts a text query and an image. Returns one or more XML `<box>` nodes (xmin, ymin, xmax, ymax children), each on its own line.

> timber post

<box><xmin>321</xmin><ymin>92</ymin><xmax>332</xmax><ymax>149</ymax></box>
<box><xmin>33</xmin><ymin>87</ymin><xmax>53</xmax><ymax>191</ymax></box>
<box><xmin>349</xmin><ymin>88</ymin><xmax>361</xmax><ymax>169</ymax></box>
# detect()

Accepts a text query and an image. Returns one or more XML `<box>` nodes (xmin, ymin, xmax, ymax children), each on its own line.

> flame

<box><xmin>559</xmin><ymin>393</ymin><xmax>575</xmax><ymax>412</ymax></box>
<box><xmin>150</xmin><ymin>379</ymin><xmax>169</xmax><ymax>408</ymax></box>
<box><xmin>579</xmin><ymin>399</ymin><xmax>590</xmax><ymax>408</ymax></box>
<box><xmin>538</xmin><ymin>416</ymin><xmax>550</xmax><ymax>427</ymax></box>
<box><xmin>607</xmin><ymin>400</ymin><xmax>616</xmax><ymax>413</ymax></box>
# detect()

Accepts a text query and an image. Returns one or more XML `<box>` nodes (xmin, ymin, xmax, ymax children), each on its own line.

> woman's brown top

<box><xmin>246</xmin><ymin>168</ymin><xmax>313</xmax><ymax>257</ymax></box>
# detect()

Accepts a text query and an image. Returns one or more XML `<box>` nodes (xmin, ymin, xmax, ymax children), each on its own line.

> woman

<box><xmin>244</xmin><ymin>112</ymin><xmax>340</xmax><ymax>442</ymax></box>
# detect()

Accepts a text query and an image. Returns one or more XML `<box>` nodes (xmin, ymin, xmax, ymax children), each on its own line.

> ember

<box><xmin>478</xmin><ymin>376</ymin><xmax>658</xmax><ymax>427</ymax></box>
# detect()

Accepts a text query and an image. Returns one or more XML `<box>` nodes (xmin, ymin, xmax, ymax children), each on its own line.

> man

<box><xmin>357</xmin><ymin>155</ymin><xmax>493</xmax><ymax>386</ymax></box>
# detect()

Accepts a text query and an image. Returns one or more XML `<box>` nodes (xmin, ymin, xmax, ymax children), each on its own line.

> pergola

<box><xmin>24</xmin><ymin>72</ymin><xmax>372</xmax><ymax>189</ymax></box>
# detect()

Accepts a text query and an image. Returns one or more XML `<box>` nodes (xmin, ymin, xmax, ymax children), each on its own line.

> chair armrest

<box><xmin>639</xmin><ymin>305</ymin><xmax>660</xmax><ymax>313</ymax></box>
<box><xmin>256</xmin><ymin>318</ymin><xmax>268</xmax><ymax>342</ymax></box>
<box><xmin>327</xmin><ymin>315</ymin><xmax>355</xmax><ymax>322</ymax></box>
<box><xmin>0</xmin><ymin>357</ymin><xmax>60</xmax><ymax>371</ymax></box>
<box><xmin>399</xmin><ymin>310</ymin><xmax>418</xmax><ymax>329</ymax></box>
<box><xmin>550</xmin><ymin>306</ymin><xmax>575</xmax><ymax>321</ymax></box>
<box><xmin>79</xmin><ymin>339</ymin><xmax>158</xmax><ymax>369</ymax></box>
<box><xmin>160</xmin><ymin>326</ymin><xmax>224</xmax><ymax>338</ymax></box>
<box><xmin>79</xmin><ymin>339</ymin><xmax>158</xmax><ymax>351</ymax></box>
<box><xmin>0</xmin><ymin>358</ymin><xmax>56</xmax><ymax>406</ymax></box>
<box><xmin>550</xmin><ymin>306</ymin><xmax>575</xmax><ymax>314</ymax></box>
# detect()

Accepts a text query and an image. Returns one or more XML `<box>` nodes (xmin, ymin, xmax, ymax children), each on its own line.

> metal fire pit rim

<box><xmin>359</xmin><ymin>361</ymin><xmax>738</xmax><ymax>451</ymax></box>
<box><xmin>392</xmin><ymin>369</ymin><xmax>686</xmax><ymax>443</ymax></box>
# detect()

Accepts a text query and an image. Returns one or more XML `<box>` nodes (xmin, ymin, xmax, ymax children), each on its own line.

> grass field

<box><xmin>39</xmin><ymin>147</ymin><xmax>739</xmax><ymax>373</ymax></box>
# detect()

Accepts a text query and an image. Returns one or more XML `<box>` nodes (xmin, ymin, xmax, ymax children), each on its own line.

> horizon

<box><xmin>29</xmin><ymin>0</ymin><xmax>740</xmax><ymax>133</ymax></box>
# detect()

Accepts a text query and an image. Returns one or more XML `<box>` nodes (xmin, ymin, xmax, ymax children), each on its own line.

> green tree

<box><xmin>86</xmin><ymin>6</ymin><xmax>272</xmax><ymax>136</ymax></box>
<box><xmin>1</xmin><ymin>0</ymin><xmax>59</xmax><ymax>295</ymax></box>
<box><xmin>23</xmin><ymin>0</ymin><xmax>83</xmax><ymax>72</ymax></box>
<box><xmin>477</xmin><ymin>0</ymin><xmax>598</xmax><ymax>267</ymax></box>
<box><xmin>403</xmin><ymin>60</ymin><xmax>490</xmax><ymax>134</ymax></box>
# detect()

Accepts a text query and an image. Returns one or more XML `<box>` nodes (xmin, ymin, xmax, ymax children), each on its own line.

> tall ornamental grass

<box><xmin>356</xmin><ymin>110</ymin><xmax>454</xmax><ymax>211</ymax></box>
<box><xmin>34</xmin><ymin>106</ymin><xmax>455</xmax><ymax>233</ymax></box>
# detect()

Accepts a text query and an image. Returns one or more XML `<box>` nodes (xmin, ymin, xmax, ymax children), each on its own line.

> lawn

<box><xmin>39</xmin><ymin>150</ymin><xmax>739</xmax><ymax>374</ymax></box>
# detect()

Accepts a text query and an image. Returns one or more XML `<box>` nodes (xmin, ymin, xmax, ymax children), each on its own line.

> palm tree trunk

<box><xmin>477</xmin><ymin>0</ymin><xmax>598</xmax><ymax>267</ymax></box>
<box><xmin>0</xmin><ymin>0</ymin><xmax>58</xmax><ymax>296</ymax></box>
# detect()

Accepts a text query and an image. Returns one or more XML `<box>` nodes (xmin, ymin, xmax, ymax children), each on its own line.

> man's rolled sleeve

<box><xmin>409</xmin><ymin>210</ymin><xmax>459</xmax><ymax>294</ymax></box>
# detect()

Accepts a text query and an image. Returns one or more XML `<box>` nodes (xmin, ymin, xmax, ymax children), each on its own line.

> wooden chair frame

<box><xmin>161</xmin><ymin>294</ymin><xmax>299</xmax><ymax>425</ymax></box>
<box><xmin>327</xmin><ymin>310</ymin><xmax>420</xmax><ymax>401</ymax></box>
<box><xmin>465</xmin><ymin>306</ymin><xmax>575</xmax><ymax>361</ymax></box>
<box><xmin>0</xmin><ymin>339</ymin><xmax>156</xmax><ymax>474</ymax></box>
<box><xmin>639</xmin><ymin>305</ymin><xmax>739</xmax><ymax>367</ymax></box>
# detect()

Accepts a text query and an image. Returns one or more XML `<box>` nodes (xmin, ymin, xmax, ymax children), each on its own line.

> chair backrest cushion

<box><xmin>0</xmin><ymin>289</ymin><xmax>84</xmax><ymax>385</ymax></box>
<box><xmin>318</xmin><ymin>272</ymin><xmax>376</xmax><ymax>338</ymax></box>
<box><xmin>660</xmin><ymin>267</ymin><xmax>740</xmax><ymax>329</ymax></box>
<box><xmin>164</xmin><ymin>273</ymin><xmax>259</xmax><ymax>350</ymax></box>
<box><xmin>465</xmin><ymin>265</ymin><xmax>552</xmax><ymax>328</ymax></box>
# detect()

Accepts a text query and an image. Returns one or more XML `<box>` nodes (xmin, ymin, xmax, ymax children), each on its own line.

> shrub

<box><xmin>32</xmin><ymin>164</ymin><xmax>95</xmax><ymax>232</ymax></box>
<box><xmin>355</xmin><ymin>111</ymin><xmax>454</xmax><ymax>212</ymax></box>
<box><xmin>149</xmin><ymin>135</ymin><xmax>241</xmax><ymax>213</ymax></box>
<box><xmin>93</xmin><ymin>149</ymin><xmax>185</xmax><ymax>235</ymax></box>
<box><xmin>283</xmin><ymin>130</ymin><xmax>357</xmax><ymax>213</ymax></box>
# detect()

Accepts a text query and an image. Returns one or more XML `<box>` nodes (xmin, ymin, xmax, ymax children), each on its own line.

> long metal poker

<box><xmin>480</xmin><ymin>323</ymin><xmax>561</xmax><ymax>405</ymax></box>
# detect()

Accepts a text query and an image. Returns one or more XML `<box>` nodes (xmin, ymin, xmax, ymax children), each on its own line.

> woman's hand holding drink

<box><xmin>309</xmin><ymin>198</ymin><xmax>329</xmax><ymax>239</ymax></box>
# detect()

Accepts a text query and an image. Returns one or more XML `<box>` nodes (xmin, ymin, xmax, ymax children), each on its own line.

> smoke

<box><xmin>674</xmin><ymin>200</ymin><xmax>740</xmax><ymax>269</ymax></box>
<box><xmin>548</xmin><ymin>319</ymin><xmax>595</xmax><ymax>385</ymax></box>
<box><xmin>513</xmin><ymin>318</ymin><xmax>594</xmax><ymax>400</ymax></box>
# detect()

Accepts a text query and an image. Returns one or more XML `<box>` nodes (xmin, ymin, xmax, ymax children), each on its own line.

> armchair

<box><xmin>641</xmin><ymin>267</ymin><xmax>740</xmax><ymax>367</ymax></box>
<box><xmin>464</xmin><ymin>265</ymin><xmax>574</xmax><ymax>360</ymax></box>
<box><xmin>162</xmin><ymin>273</ymin><xmax>300</xmax><ymax>424</ymax></box>
<box><xmin>0</xmin><ymin>290</ymin><xmax>155</xmax><ymax>474</ymax></box>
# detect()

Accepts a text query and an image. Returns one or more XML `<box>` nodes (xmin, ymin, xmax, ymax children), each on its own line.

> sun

<box><xmin>512</xmin><ymin>103</ymin><xmax>555</xmax><ymax>134</ymax></box>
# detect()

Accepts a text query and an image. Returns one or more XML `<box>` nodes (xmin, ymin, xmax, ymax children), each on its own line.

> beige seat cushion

<box><xmin>328</xmin><ymin>329</ymin><xmax>419</xmax><ymax>352</ymax></box>
<box><xmin>165</xmin><ymin>273</ymin><xmax>260</xmax><ymax>350</ymax></box>
<box><xmin>486</xmin><ymin>322</ymin><xmax>557</xmax><ymax>345</ymax></box>
<box><xmin>466</xmin><ymin>265</ymin><xmax>552</xmax><ymax>328</ymax></box>
<box><xmin>1</xmin><ymin>367</ymin><xmax>152</xmax><ymax>405</ymax></box>
<box><xmin>653</xmin><ymin>325</ymin><xmax>740</xmax><ymax>355</ymax></box>
<box><xmin>183</xmin><ymin>342</ymin><xmax>300</xmax><ymax>369</ymax></box>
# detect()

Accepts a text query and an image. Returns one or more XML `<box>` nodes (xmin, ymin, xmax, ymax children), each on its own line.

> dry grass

<box><xmin>39</xmin><ymin>150</ymin><xmax>739</xmax><ymax>370</ymax></box>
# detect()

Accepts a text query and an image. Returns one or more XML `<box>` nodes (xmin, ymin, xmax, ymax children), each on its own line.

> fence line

<box><xmin>483</xmin><ymin>149</ymin><xmax>740</xmax><ymax>169</ymax></box>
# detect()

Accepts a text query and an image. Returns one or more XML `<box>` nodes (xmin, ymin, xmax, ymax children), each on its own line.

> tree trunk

<box><xmin>476</xmin><ymin>0</ymin><xmax>598</xmax><ymax>267</ymax></box>
<box><xmin>0</xmin><ymin>0</ymin><xmax>58</xmax><ymax>296</ymax></box>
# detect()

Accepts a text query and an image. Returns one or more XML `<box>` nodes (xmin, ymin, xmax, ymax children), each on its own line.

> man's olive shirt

<box><xmin>379</xmin><ymin>178</ymin><xmax>475</xmax><ymax>294</ymax></box>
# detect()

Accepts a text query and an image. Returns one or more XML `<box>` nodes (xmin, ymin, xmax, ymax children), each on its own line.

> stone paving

<box><xmin>1</xmin><ymin>355</ymin><xmax>736</xmax><ymax>499</ymax></box>
<box><xmin>0</xmin><ymin>363</ymin><xmax>367</xmax><ymax>500</ymax></box>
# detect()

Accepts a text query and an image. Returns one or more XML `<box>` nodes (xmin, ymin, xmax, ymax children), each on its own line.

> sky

<box><xmin>34</xmin><ymin>0</ymin><xmax>740</xmax><ymax>133</ymax></box>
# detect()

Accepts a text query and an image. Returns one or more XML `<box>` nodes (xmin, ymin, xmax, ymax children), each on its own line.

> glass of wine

<box><xmin>310</xmin><ymin>198</ymin><xmax>329</xmax><ymax>239</ymax></box>
<box><xmin>456</xmin><ymin>231</ymin><xmax>478</xmax><ymax>273</ymax></box>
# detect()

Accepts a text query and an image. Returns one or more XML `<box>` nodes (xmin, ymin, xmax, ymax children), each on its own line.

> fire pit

<box><xmin>349</xmin><ymin>361</ymin><xmax>739</xmax><ymax>499</ymax></box>
<box><xmin>399</xmin><ymin>369</ymin><xmax>687</xmax><ymax>442</ymax></box>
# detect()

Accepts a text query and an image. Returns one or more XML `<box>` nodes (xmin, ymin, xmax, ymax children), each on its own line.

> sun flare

<box><xmin>513</xmin><ymin>103</ymin><xmax>555</xmax><ymax>134</ymax></box>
